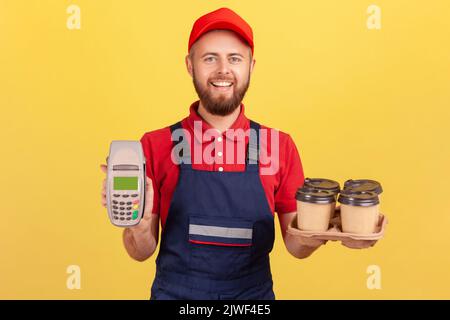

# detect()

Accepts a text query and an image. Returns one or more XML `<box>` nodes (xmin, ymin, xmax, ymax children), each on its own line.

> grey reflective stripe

<box><xmin>189</xmin><ymin>224</ymin><xmax>253</xmax><ymax>239</ymax></box>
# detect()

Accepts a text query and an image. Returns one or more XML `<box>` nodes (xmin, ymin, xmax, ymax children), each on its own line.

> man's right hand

<box><xmin>100</xmin><ymin>164</ymin><xmax>154</xmax><ymax>232</ymax></box>
<box><xmin>100</xmin><ymin>163</ymin><xmax>159</xmax><ymax>261</ymax></box>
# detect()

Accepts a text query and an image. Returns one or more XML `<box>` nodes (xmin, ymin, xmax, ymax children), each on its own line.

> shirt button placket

<box><xmin>216</xmin><ymin>135</ymin><xmax>223</xmax><ymax>171</ymax></box>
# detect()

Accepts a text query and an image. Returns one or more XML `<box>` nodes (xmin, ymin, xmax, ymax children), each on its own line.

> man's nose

<box><xmin>216</xmin><ymin>59</ymin><xmax>231</xmax><ymax>75</ymax></box>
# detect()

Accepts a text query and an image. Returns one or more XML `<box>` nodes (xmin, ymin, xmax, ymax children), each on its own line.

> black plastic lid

<box><xmin>296</xmin><ymin>187</ymin><xmax>336</xmax><ymax>204</ymax></box>
<box><xmin>343</xmin><ymin>179</ymin><xmax>383</xmax><ymax>195</ymax></box>
<box><xmin>338</xmin><ymin>190</ymin><xmax>379</xmax><ymax>207</ymax></box>
<box><xmin>303</xmin><ymin>178</ymin><xmax>340</xmax><ymax>194</ymax></box>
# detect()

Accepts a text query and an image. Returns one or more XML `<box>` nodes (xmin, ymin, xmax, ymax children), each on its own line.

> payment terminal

<box><xmin>106</xmin><ymin>141</ymin><xmax>146</xmax><ymax>227</ymax></box>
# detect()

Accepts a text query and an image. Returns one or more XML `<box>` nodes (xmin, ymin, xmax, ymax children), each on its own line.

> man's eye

<box><xmin>230</xmin><ymin>57</ymin><xmax>242</xmax><ymax>63</ymax></box>
<box><xmin>204</xmin><ymin>57</ymin><xmax>216</xmax><ymax>62</ymax></box>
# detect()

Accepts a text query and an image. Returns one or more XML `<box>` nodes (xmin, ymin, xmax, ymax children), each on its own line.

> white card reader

<box><xmin>106</xmin><ymin>141</ymin><xmax>146</xmax><ymax>227</ymax></box>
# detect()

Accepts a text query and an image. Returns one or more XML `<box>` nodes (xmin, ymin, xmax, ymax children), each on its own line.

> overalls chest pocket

<box><xmin>188</xmin><ymin>215</ymin><xmax>254</xmax><ymax>279</ymax></box>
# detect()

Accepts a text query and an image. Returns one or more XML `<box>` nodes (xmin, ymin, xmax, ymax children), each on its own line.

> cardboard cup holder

<box><xmin>287</xmin><ymin>208</ymin><xmax>388</xmax><ymax>246</ymax></box>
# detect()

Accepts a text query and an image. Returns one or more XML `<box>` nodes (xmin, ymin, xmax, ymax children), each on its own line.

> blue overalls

<box><xmin>150</xmin><ymin>120</ymin><xmax>275</xmax><ymax>300</ymax></box>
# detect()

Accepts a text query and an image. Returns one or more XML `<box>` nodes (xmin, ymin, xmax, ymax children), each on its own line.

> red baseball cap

<box><xmin>188</xmin><ymin>7</ymin><xmax>254</xmax><ymax>55</ymax></box>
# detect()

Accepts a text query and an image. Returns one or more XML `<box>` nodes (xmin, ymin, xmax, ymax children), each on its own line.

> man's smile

<box><xmin>209</xmin><ymin>81</ymin><xmax>234</xmax><ymax>91</ymax></box>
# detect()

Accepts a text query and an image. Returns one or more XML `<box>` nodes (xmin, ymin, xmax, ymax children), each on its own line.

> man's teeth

<box><xmin>211</xmin><ymin>81</ymin><xmax>233</xmax><ymax>87</ymax></box>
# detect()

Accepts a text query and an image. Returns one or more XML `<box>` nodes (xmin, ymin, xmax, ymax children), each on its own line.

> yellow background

<box><xmin>1</xmin><ymin>0</ymin><xmax>449</xmax><ymax>299</ymax></box>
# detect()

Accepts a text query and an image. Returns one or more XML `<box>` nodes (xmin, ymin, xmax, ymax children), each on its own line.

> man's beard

<box><xmin>192</xmin><ymin>68</ymin><xmax>251</xmax><ymax>116</ymax></box>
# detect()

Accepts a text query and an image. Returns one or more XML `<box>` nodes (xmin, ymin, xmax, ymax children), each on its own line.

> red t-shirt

<box><xmin>140</xmin><ymin>101</ymin><xmax>305</xmax><ymax>229</ymax></box>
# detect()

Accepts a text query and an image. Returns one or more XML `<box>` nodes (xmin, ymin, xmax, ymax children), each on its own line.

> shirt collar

<box><xmin>186</xmin><ymin>100</ymin><xmax>250</xmax><ymax>143</ymax></box>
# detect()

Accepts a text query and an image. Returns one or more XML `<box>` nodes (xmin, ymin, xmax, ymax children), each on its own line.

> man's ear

<box><xmin>250</xmin><ymin>58</ymin><xmax>256</xmax><ymax>75</ymax></box>
<box><xmin>185</xmin><ymin>54</ymin><xmax>193</xmax><ymax>78</ymax></box>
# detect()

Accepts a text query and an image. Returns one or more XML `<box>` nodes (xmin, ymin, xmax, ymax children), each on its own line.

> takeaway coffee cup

<box><xmin>304</xmin><ymin>178</ymin><xmax>340</xmax><ymax>218</ymax></box>
<box><xmin>296</xmin><ymin>187</ymin><xmax>336</xmax><ymax>231</ymax></box>
<box><xmin>338</xmin><ymin>190</ymin><xmax>380</xmax><ymax>234</ymax></box>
